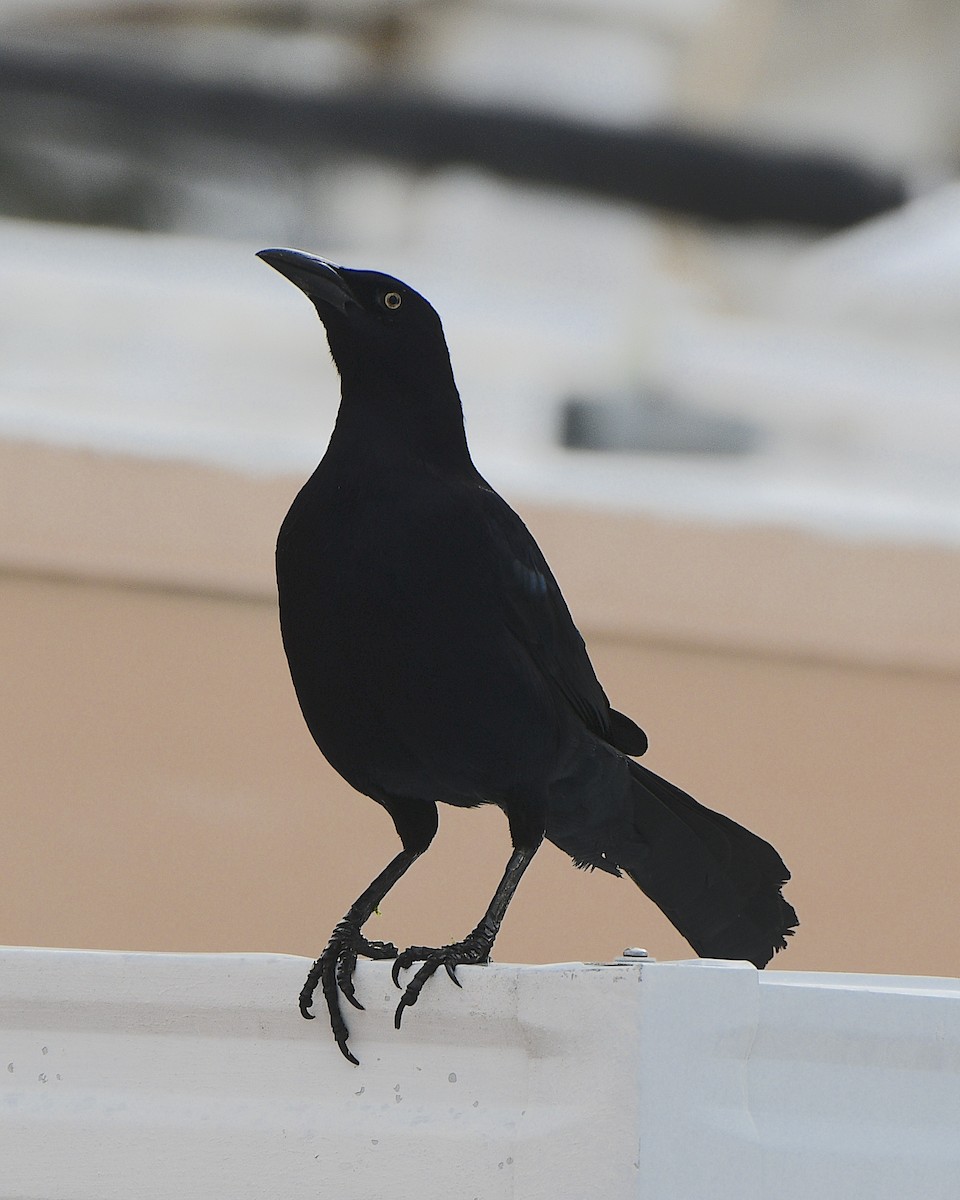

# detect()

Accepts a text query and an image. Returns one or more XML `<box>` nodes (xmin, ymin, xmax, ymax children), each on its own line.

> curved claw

<box><xmin>299</xmin><ymin>958</ymin><xmax>323</xmax><ymax>1018</ymax></box>
<box><xmin>394</xmin><ymin>993</ymin><xmax>412</xmax><ymax>1029</ymax></box>
<box><xmin>304</xmin><ymin>926</ymin><xmax>401</xmax><ymax>1064</ymax></box>
<box><xmin>337</xmin><ymin>950</ymin><xmax>366</xmax><ymax>1011</ymax></box>
<box><xmin>318</xmin><ymin>951</ymin><xmax>356</xmax><ymax>1063</ymax></box>
<box><xmin>394</xmin><ymin>958</ymin><xmax>443</xmax><ymax>1029</ymax></box>
<box><xmin>390</xmin><ymin>935</ymin><xmax>492</xmax><ymax>1028</ymax></box>
<box><xmin>335</xmin><ymin>1036</ymin><xmax>359</xmax><ymax>1068</ymax></box>
<box><xmin>391</xmin><ymin>945</ymin><xmax>429</xmax><ymax>988</ymax></box>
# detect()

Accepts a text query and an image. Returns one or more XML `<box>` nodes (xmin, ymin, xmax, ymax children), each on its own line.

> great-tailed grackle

<box><xmin>258</xmin><ymin>247</ymin><xmax>797</xmax><ymax>1064</ymax></box>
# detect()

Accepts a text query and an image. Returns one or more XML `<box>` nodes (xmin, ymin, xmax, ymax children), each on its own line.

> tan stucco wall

<box><xmin>3</xmin><ymin>439</ymin><xmax>959</xmax><ymax>979</ymax></box>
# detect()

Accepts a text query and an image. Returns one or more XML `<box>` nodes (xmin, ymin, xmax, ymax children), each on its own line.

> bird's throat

<box><xmin>331</xmin><ymin>373</ymin><xmax>474</xmax><ymax>475</ymax></box>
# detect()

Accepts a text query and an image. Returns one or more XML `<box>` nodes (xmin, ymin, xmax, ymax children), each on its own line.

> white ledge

<box><xmin>2</xmin><ymin>948</ymin><xmax>959</xmax><ymax>1198</ymax></box>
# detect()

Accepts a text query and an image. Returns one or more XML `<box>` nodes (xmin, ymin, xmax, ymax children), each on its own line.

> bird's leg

<box><xmin>301</xmin><ymin>847</ymin><xmax>419</xmax><ymax>1066</ymax></box>
<box><xmin>392</xmin><ymin>838</ymin><xmax>541</xmax><ymax>1028</ymax></box>
<box><xmin>303</xmin><ymin>797</ymin><xmax>437</xmax><ymax>1064</ymax></box>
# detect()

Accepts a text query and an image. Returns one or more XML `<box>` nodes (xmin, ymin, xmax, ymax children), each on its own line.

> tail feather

<box><xmin>547</xmin><ymin>749</ymin><xmax>797</xmax><ymax>969</ymax></box>
<box><xmin>622</xmin><ymin>760</ymin><xmax>796</xmax><ymax>967</ymax></box>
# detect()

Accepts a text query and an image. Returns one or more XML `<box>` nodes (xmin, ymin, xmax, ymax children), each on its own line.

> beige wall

<box><xmin>2</xmin><ymin>440</ymin><xmax>959</xmax><ymax>981</ymax></box>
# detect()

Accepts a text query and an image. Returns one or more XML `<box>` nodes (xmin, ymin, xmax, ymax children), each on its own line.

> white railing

<box><xmin>2</xmin><ymin>947</ymin><xmax>959</xmax><ymax>1198</ymax></box>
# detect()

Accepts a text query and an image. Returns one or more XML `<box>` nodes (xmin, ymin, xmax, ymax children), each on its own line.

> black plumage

<box><xmin>258</xmin><ymin>248</ymin><xmax>797</xmax><ymax>1063</ymax></box>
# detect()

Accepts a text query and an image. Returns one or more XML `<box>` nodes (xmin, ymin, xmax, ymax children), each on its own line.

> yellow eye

<box><xmin>383</xmin><ymin>291</ymin><xmax>402</xmax><ymax>310</ymax></box>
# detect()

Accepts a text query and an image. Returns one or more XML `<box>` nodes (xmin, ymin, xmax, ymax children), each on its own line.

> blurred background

<box><xmin>2</xmin><ymin>0</ymin><xmax>959</xmax><ymax>979</ymax></box>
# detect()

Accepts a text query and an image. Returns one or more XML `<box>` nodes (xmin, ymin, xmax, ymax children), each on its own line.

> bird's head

<box><xmin>257</xmin><ymin>248</ymin><xmax>456</xmax><ymax>402</ymax></box>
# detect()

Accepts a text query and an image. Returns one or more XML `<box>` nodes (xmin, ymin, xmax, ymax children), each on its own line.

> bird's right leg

<box><xmin>301</xmin><ymin>797</ymin><xmax>437</xmax><ymax>1065</ymax></box>
<box><xmin>391</xmin><ymin>800</ymin><xmax>545</xmax><ymax>1027</ymax></box>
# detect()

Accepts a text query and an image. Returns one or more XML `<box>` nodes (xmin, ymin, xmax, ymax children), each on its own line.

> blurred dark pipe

<box><xmin>0</xmin><ymin>44</ymin><xmax>907</xmax><ymax>229</ymax></box>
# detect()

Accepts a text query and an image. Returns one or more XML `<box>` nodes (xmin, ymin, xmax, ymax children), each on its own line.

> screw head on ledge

<box><xmin>606</xmin><ymin>947</ymin><xmax>654</xmax><ymax>966</ymax></box>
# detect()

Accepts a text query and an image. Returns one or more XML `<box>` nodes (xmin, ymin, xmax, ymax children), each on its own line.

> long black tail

<box><xmin>547</xmin><ymin>750</ymin><xmax>797</xmax><ymax>968</ymax></box>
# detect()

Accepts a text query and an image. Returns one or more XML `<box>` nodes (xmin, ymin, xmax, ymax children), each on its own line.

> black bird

<box><xmin>257</xmin><ymin>247</ymin><xmax>797</xmax><ymax>1064</ymax></box>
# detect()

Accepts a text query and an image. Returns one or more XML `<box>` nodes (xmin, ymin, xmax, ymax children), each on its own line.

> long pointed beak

<box><xmin>256</xmin><ymin>248</ymin><xmax>355</xmax><ymax>313</ymax></box>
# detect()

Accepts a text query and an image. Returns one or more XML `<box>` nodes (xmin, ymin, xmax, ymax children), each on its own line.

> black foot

<box><xmin>301</xmin><ymin>919</ymin><xmax>398</xmax><ymax>1065</ymax></box>
<box><xmin>390</xmin><ymin>930</ymin><xmax>493</xmax><ymax>1029</ymax></box>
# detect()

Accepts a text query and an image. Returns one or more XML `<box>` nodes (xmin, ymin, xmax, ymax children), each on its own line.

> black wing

<box><xmin>474</xmin><ymin>481</ymin><xmax>647</xmax><ymax>756</ymax></box>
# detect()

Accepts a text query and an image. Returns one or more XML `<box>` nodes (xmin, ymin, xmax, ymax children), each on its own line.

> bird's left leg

<box><xmin>392</xmin><ymin>805</ymin><xmax>543</xmax><ymax>1027</ymax></box>
<box><xmin>301</xmin><ymin>797</ymin><xmax>437</xmax><ymax>1064</ymax></box>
